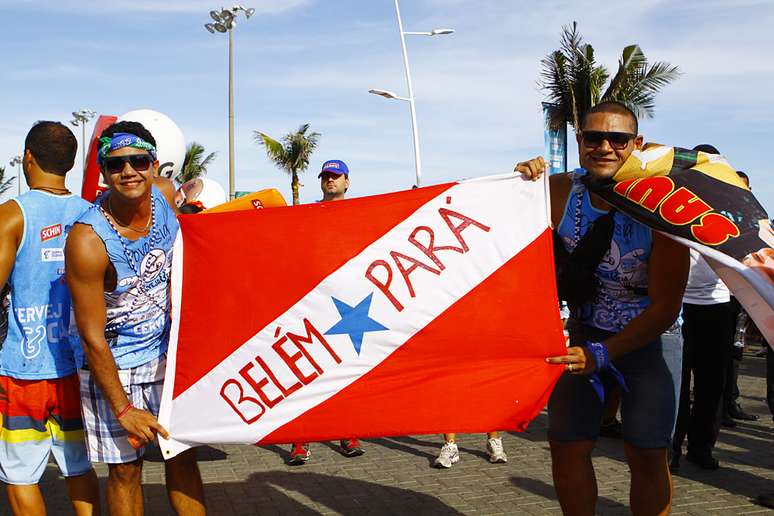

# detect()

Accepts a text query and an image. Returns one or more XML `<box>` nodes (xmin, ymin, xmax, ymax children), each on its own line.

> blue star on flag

<box><xmin>324</xmin><ymin>293</ymin><xmax>388</xmax><ymax>355</ymax></box>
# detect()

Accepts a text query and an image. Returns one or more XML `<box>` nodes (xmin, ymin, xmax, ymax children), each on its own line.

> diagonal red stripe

<box><xmin>258</xmin><ymin>229</ymin><xmax>565</xmax><ymax>444</ymax></box>
<box><xmin>173</xmin><ymin>184</ymin><xmax>455</xmax><ymax>398</ymax></box>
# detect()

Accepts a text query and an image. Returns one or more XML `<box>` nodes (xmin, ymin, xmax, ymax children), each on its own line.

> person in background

<box><xmin>288</xmin><ymin>159</ymin><xmax>366</xmax><ymax>465</ymax></box>
<box><xmin>433</xmin><ymin>432</ymin><xmax>507</xmax><ymax>469</ymax></box>
<box><xmin>0</xmin><ymin>121</ymin><xmax>99</xmax><ymax>515</ymax></box>
<box><xmin>671</xmin><ymin>144</ymin><xmax>734</xmax><ymax>471</ymax></box>
<box><xmin>720</xmin><ymin>171</ymin><xmax>759</xmax><ymax>427</ymax></box>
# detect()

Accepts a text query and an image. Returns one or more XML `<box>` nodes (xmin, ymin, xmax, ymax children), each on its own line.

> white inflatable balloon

<box><xmin>117</xmin><ymin>109</ymin><xmax>185</xmax><ymax>180</ymax></box>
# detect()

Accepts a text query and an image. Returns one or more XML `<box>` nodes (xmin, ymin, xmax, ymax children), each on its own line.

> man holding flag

<box><xmin>66</xmin><ymin>121</ymin><xmax>205</xmax><ymax>515</ymax></box>
<box><xmin>516</xmin><ymin>101</ymin><xmax>688</xmax><ymax>515</ymax></box>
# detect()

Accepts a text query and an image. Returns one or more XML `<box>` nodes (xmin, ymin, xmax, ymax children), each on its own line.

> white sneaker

<box><xmin>487</xmin><ymin>438</ymin><xmax>507</xmax><ymax>463</ymax></box>
<box><xmin>433</xmin><ymin>442</ymin><xmax>460</xmax><ymax>468</ymax></box>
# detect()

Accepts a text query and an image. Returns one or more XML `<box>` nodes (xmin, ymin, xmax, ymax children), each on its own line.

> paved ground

<box><xmin>4</xmin><ymin>348</ymin><xmax>774</xmax><ymax>515</ymax></box>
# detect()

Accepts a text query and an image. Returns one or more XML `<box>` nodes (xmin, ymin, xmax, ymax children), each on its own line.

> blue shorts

<box><xmin>548</xmin><ymin>321</ymin><xmax>682</xmax><ymax>449</ymax></box>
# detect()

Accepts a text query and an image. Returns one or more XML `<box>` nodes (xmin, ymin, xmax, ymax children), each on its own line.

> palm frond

<box><xmin>0</xmin><ymin>166</ymin><xmax>15</xmax><ymax>196</ymax></box>
<box><xmin>605</xmin><ymin>59</ymin><xmax>680</xmax><ymax>119</ymax></box>
<box><xmin>540</xmin><ymin>51</ymin><xmax>574</xmax><ymax>130</ymax></box>
<box><xmin>177</xmin><ymin>142</ymin><xmax>217</xmax><ymax>184</ymax></box>
<box><xmin>254</xmin><ymin>131</ymin><xmax>289</xmax><ymax>171</ymax></box>
<box><xmin>540</xmin><ymin>23</ymin><xmax>680</xmax><ymax>133</ymax></box>
<box><xmin>255</xmin><ymin>124</ymin><xmax>321</xmax><ymax>206</ymax></box>
<box><xmin>255</xmin><ymin>125</ymin><xmax>321</xmax><ymax>176</ymax></box>
<box><xmin>199</xmin><ymin>151</ymin><xmax>216</xmax><ymax>170</ymax></box>
<box><xmin>602</xmin><ymin>45</ymin><xmax>647</xmax><ymax>100</ymax></box>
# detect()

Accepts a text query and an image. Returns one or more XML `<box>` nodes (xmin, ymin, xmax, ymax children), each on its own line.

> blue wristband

<box><xmin>587</xmin><ymin>342</ymin><xmax>610</xmax><ymax>371</ymax></box>
<box><xmin>585</xmin><ymin>341</ymin><xmax>628</xmax><ymax>403</ymax></box>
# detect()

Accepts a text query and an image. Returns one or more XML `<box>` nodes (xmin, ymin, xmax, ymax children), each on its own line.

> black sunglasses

<box><xmin>103</xmin><ymin>154</ymin><xmax>153</xmax><ymax>174</ymax></box>
<box><xmin>581</xmin><ymin>131</ymin><xmax>636</xmax><ymax>150</ymax></box>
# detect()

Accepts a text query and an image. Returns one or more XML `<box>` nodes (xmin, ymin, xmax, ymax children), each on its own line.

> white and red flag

<box><xmin>158</xmin><ymin>173</ymin><xmax>565</xmax><ymax>458</ymax></box>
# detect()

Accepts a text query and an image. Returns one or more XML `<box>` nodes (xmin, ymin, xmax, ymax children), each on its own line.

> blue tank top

<box><xmin>0</xmin><ymin>191</ymin><xmax>91</xmax><ymax>379</ymax></box>
<box><xmin>76</xmin><ymin>186</ymin><xmax>179</xmax><ymax>370</ymax></box>
<box><xmin>556</xmin><ymin>170</ymin><xmax>652</xmax><ymax>332</ymax></box>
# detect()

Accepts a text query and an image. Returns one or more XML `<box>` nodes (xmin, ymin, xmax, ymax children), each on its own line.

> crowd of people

<box><xmin>0</xmin><ymin>101</ymin><xmax>769</xmax><ymax>515</ymax></box>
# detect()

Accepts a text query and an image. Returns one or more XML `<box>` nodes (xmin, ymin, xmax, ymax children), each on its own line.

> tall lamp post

<box><xmin>9</xmin><ymin>155</ymin><xmax>22</xmax><ymax>196</ymax></box>
<box><xmin>70</xmin><ymin>109</ymin><xmax>97</xmax><ymax>173</ymax></box>
<box><xmin>204</xmin><ymin>5</ymin><xmax>255</xmax><ymax>200</ymax></box>
<box><xmin>369</xmin><ymin>0</ymin><xmax>453</xmax><ymax>187</ymax></box>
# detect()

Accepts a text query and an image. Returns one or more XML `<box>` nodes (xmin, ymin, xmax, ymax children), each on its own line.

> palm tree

<box><xmin>254</xmin><ymin>124</ymin><xmax>321</xmax><ymax>206</ymax></box>
<box><xmin>541</xmin><ymin>22</ymin><xmax>680</xmax><ymax>132</ymax></box>
<box><xmin>0</xmin><ymin>166</ymin><xmax>15</xmax><ymax>197</ymax></box>
<box><xmin>177</xmin><ymin>142</ymin><xmax>216</xmax><ymax>185</ymax></box>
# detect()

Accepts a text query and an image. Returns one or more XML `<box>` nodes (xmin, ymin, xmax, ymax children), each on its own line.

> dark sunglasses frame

<box><xmin>581</xmin><ymin>131</ymin><xmax>637</xmax><ymax>150</ymax></box>
<box><xmin>102</xmin><ymin>154</ymin><xmax>154</xmax><ymax>174</ymax></box>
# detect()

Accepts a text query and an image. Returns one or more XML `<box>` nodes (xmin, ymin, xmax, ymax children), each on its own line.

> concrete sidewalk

<box><xmin>3</xmin><ymin>350</ymin><xmax>774</xmax><ymax>515</ymax></box>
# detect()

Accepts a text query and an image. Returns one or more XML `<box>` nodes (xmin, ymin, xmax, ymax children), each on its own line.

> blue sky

<box><xmin>1</xmin><ymin>0</ymin><xmax>773</xmax><ymax>209</ymax></box>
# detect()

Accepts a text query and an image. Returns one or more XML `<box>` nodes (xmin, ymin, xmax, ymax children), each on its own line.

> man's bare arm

<box><xmin>65</xmin><ymin>223</ymin><xmax>168</xmax><ymax>442</ymax></box>
<box><xmin>154</xmin><ymin>176</ymin><xmax>179</xmax><ymax>214</ymax></box>
<box><xmin>0</xmin><ymin>200</ymin><xmax>23</xmax><ymax>288</ymax></box>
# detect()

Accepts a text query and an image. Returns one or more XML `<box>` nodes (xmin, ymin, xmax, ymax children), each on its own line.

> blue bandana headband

<box><xmin>97</xmin><ymin>132</ymin><xmax>157</xmax><ymax>164</ymax></box>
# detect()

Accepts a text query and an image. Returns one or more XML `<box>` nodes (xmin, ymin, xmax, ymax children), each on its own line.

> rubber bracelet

<box><xmin>587</xmin><ymin>342</ymin><xmax>610</xmax><ymax>371</ymax></box>
<box><xmin>116</xmin><ymin>403</ymin><xmax>133</xmax><ymax>420</ymax></box>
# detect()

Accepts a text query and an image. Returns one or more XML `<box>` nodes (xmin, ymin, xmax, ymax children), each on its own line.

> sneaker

<box><xmin>340</xmin><ymin>439</ymin><xmax>365</xmax><ymax>457</ymax></box>
<box><xmin>433</xmin><ymin>442</ymin><xmax>460</xmax><ymax>469</ymax></box>
<box><xmin>287</xmin><ymin>443</ymin><xmax>311</xmax><ymax>465</ymax></box>
<box><xmin>487</xmin><ymin>438</ymin><xmax>508</xmax><ymax>463</ymax></box>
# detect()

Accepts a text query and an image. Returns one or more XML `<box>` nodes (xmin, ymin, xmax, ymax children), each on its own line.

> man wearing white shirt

<box><xmin>671</xmin><ymin>248</ymin><xmax>733</xmax><ymax>471</ymax></box>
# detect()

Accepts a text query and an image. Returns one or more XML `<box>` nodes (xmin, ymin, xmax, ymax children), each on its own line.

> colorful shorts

<box><xmin>79</xmin><ymin>355</ymin><xmax>165</xmax><ymax>464</ymax></box>
<box><xmin>0</xmin><ymin>374</ymin><xmax>92</xmax><ymax>484</ymax></box>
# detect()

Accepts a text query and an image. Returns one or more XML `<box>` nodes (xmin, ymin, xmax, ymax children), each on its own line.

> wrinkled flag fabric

<box><xmin>587</xmin><ymin>144</ymin><xmax>774</xmax><ymax>345</ymax></box>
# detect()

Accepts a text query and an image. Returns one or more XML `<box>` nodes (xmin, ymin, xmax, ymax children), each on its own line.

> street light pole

<box><xmin>394</xmin><ymin>0</ymin><xmax>422</xmax><ymax>188</ymax></box>
<box><xmin>82</xmin><ymin>124</ymin><xmax>86</xmax><ymax>170</ymax></box>
<box><xmin>228</xmin><ymin>27</ymin><xmax>235</xmax><ymax>201</ymax></box>
<box><xmin>204</xmin><ymin>5</ymin><xmax>254</xmax><ymax>200</ymax></box>
<box><xmin>370</xmin><ymin>1</ymin><xmax>453</xmax><ymax>188</ymax></box>
<box><xmin>70</xmin><ymin>109</ymin><xmax>96</xmax><ymax>174</ymax></box>
<box><xmin>9</xmin><ymin>156</ymin><xmax>22</xmax><ymax>196</ymax></box>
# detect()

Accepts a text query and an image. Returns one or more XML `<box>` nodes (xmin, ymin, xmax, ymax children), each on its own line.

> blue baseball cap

<box><xmin>318</xmin><ymin>159</ymin><xmax>349</xmax><ymax>178</ymax></box>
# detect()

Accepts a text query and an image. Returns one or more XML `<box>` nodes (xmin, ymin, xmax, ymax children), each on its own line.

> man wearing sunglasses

<box><xmin>0</xmin><ymin>121</ymin><xmax>100</xmax><ymax>515</ymax></box>
<box><xmin>515</xmin><ymin>101</ymin><xmax>688</xmax><ymax>515</ymax></box>
<box><xmin>65</xmin><ymin>121</ymin><xmax>205</xmax><ymax>516</ymax></box>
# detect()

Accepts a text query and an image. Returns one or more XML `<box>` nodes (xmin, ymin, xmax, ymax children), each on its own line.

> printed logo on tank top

<box><xmin>40</xmin><ymin>223</ymin><xmax>62</xmax><ymax>241</ymax></box>
<box><xmin>104</xmin><ymin>218</ymin><xmax>174</xmax><ymax>339</ymax></box>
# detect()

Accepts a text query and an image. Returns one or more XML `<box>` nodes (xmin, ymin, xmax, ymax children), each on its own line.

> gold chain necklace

<box><xmin>107</xmin><ymin>196</ymin><xmax>152</xmax><ymax>233</ymax></box>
